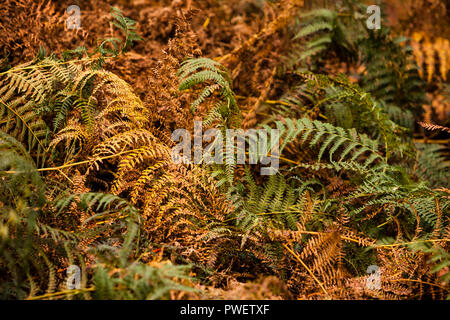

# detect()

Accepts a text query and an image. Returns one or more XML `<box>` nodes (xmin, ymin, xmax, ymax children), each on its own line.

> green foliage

<box><xmin>0</xmin><ymin>173</ymin><xmax>196</xmax><ymax>299</ymax></box>
<box><xmin>284</xmin><ymin>3</ymin><xmax>427</xmax><ymax>119</ymax></box>
<box><xmin>178</xmin><ymin>58</ymin><xmax>234</xmax><ymax>105</ymax></box>
<box><xmin>99</xmin><ymin>7</ymin><xmax>143</xmax><ymax>57</ymax></box>
<box><xmin>0</xmin><ymin>133</ymin><xmax>74</xmax><ymax>299</ymax></box>
<box><xmin>55</xmin><ymin>192</ymin><xmax>197</xmax><ymax>300</ymax></box>
<box><xmin>284</xmin><ymin>8</ymin><xmax>356</xmax><ymax>71</ymax></box>
<box><xmin>264</xmin><ymin>72</ymin><xmax>412</xmax><ymax>159</ymax></box>
<box><xmin>237</xmin><ymin>173</ymin><xmax>298</xmax><ymax>233</ymax></box>
<box><xmin>274</xmin><ymin>117</ymin><xmax>383</xmax><ymax>168</ymax></box>
<box><xmin>178</xmin><ymin>57</ymin><xmax>240</xmax><ymax>126</ymax></box>
<box><xmin>92</xmin><ymin>262</ymin><xmax>194</xmax><ymax>300</ymax></box>
<box><xmin>415</xmin><ymin>143</ymin><xmax>450</xmax><ymax>188</ymax></box>
<box><xmin>349</xmin><ymin>168</ymin><xmax>448</xmax><ymax>232</ymax></box>
<box><xmin>359</xmin><ymin>32</ymin><xmax>427</xmax><ymax>113</ymax></box>
<box><xmin>0</xmin><ymin>0</ymin><xmax>448</xmax><ymax>300</ymax></box>
<box><xmin>0</xmin><ymin>8</ymin><xmax>143</xmax><ymax>167</ymax></box>
<box><xmin>409</xmin><ymin>241</ymin><xmax>450</xmax><ymax>298</ymax></box>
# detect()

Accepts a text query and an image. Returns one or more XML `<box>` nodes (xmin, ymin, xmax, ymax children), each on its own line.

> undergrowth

<box><xmin>0</xmin><ymin>0</ymin><xmax>448</xmax><ymax>300</ymax></box>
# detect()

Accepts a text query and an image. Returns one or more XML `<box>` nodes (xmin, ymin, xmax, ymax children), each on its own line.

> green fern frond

<box><xmin>178</xmin><ymin>57</ymin><xmax>237</xmax><ymax>117</ymax></box>
<box><xmin>415</xmin><ymin>143</ymin><xmax>450</xmax><ymax>188</ymax></box>
<box><xmin>273</xmin><ymin>117</ymin><xmax>383</xmax><ymax>167</ymax></box>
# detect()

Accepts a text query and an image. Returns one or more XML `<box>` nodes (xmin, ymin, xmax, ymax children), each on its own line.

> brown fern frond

<box><xmin>418</xmin><ymin>121</ymin><xmax>450</xmax><ymax>133</ymax></box>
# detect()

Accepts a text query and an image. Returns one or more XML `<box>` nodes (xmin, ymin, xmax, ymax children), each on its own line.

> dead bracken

<box><xmin>0</xmin><ymin>0</ymin><xmax>448</xmax><ymax>300</ymax></box>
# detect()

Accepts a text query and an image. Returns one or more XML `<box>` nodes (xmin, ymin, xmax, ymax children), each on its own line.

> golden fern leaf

<box><xmin>418</xmin><ymin>121</ymin><xmax>450</xmax><ymax>133</ymax></box>
<box><xmin>411</xmin><ymin>32</ymin><xmax>450</xmax><ymax>82</ymax></box>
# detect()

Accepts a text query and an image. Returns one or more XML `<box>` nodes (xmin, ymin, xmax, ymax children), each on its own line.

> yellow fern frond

<box><xmin>412</xmin><ymin>32</ymin><xmax>450</xmax><ymax>82</ymax></box>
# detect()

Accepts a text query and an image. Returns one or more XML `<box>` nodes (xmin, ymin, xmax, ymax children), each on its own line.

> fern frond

<box><xmin>415</xmin><ymin>143</ymin><xmax>450</xmax><ymax>188</ymax></box>
<box><xmin>178</xmin><ymin>57</ymin><xmax>237</xmax><ymax>119</ymax></box>
<box><xmin>273</xmin><ymin>117</ymin><xmax>383</xmax><ymax>167</ymax></box>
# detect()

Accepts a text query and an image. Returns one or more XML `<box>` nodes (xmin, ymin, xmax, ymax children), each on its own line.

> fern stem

<box><xmin>1</xmin><ymin>149</ymin><xmax>140</xmax><ymax>174</ymax></box>
<box><xmin>0</xmin><ymin>98</ymin><xmax>48</xmax><ymax>156</ymax></box>
<box><xmin>26</xmin><ymin>287</ymin><xmax>95</xmax><ymax>300</ymax></box>
<box><xmin>0</xmin><ymin>56</ymin><xmax>108</xmax><ymax>76</ymax></box>
<box><xmin>282</xmin><ymin>243</ymin><xmax>330</xmax><ymax>297</ymax></box>
<box><xmin>373</xmin><ymin>238</ymin><xmax>450</xmax><ymax>248</ymax></box>
<box><xmin>390</xmin><ymin>278</ymin><xmax>449</xmax><ymax>291</ymax></box>
<box><xmin>413</xmin><ymin>139</ymin><xmax>450</xmax><ymax>144</ymax></box>
<box><xmin>297</xmin><ymin>230</ymin><xmax>374</xmax><ymax>246</ymax></box>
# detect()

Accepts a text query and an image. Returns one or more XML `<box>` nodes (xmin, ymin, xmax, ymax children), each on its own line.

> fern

<box><xmin>108</xmin><ymin>7</ymin><xmax>143</xmax><ymax>54</ymax></box>
<box><xmin>1</xmin><ymin>1</ymin><xmax>448</xmax><ymax>300</ymax></box>
<box><xmin>178</xmin><ymin>57</ymin><xmax>239</xmax><ymax>125</ymax></box>
<box><xmin>283</xmin><ymin>7</ymin><xmax>356</xmax><ymax>71</ymax></box>
<box><xmin>349</xmin><ymin>167</ymin><xmax>449</xmax><ymax>237</ymax></box>
<box><xmin>0</xmin><ymin>133</ymin><xmax>76</xmax><ymax>299</ymax></box>
<box><xmin>92</xmin><ymin>261</ymin><xmax>196</xmax><ymax>300</ymax></box>
<box><xmin>408</xmin><ymin>241</ymin><xmax>450</xmax><ymax>298</ymax></box>
<box><xmin>359</xmin><ymin>32</ymin><xmax>427</xmax><ymax>112</ymax></box>
<box><xmin>271</xmin><ymin>117</ymin><xmax>383</xmax><ymax>168</ymax></box>
<box><xmin>415</xmin><ymin>143</ymin><xmax>450</xmax><ymax>188</ymax></box>
<box><xmin>411</xmin><ymin>32</ymin><xmax>450</xmax><ymax>82</ymax></box>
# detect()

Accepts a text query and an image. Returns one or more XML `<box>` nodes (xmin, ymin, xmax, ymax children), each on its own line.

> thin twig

<box><xmin>282</xmin><ymin>243</ymin><xmax>330</xmax><ymax>297</ymax></box>
<box><xmin>26</xmin><ymin>287</ymin><xmax>95</xmax><ymax>300</ymax></box>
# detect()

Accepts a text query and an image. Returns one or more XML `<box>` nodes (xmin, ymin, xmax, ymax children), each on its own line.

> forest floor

<box><xmin>0</xmin><ymin>0</ymin><xmax>449</xmax><ymax>300</ymax></box>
